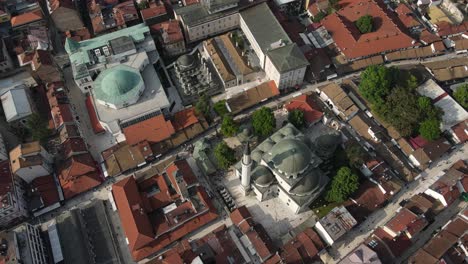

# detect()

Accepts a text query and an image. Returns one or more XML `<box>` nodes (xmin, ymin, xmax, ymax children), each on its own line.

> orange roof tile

<box><xmin>322</xmin><ymin>0</ymin><xmax>415</xmax><ymax>59</ymax></box>
<box><xmin>113</xmin><ymin>176</ymin><xmax>155</xmax><ymax>251</ymax></box>
<box><xmin>60</xmin><ymin>171</ymin><xmax>101</xmax><ymax>199</ymax></box>
<box><xmin>123</xmin><ymin>114</ymin><xmax>175</xmax><ymax>145</ymax></box>
<box><xmin>61</xmin><ymin>138</ymin><xmax>88</xmax><ymax>158</ymax></box>
<box><xmin>140</xmin><ymin>4</ymin><xmax>167</xmax><ymax>20</ymax></box>
<box><xmin>285</xmin><ymin>94</ymin><xmax>323</xmax><ymax>124</ymax></box>
<box><xmin>395</xmin><ymin>4</ymin><xmax>420</xmax><ymax>29</ymax></box>
<box><xmin>59</xmin><ymin>153</ymin><xmax>97</xmax><ymax>181</ymax></box>
<box><xmin>385</xmin><ymin>208</ymin><xmax>418</xmax><ymax>234</ymax></box>
<box><xmin>11</xmin><ymin>9</ymin><xmax>43</xmax><ymax>27</ymax></box>
<box><xmin>150</xmin><ymin>20</ymin><xmax>184</xmax><ymax>44</ymax></box>
<box><xmin>171</xmin><ymin>108</ymin><xmax>199</xmax><ymax>131</ymax></box>
<box><xmin>31</xmin><ymin>175</ymin><xmax>60</xmax><ymax>205</ymax></box>
<box><xmin>85</xmin><ymin>95</ymin><xmax>105</xmax><ymax>134</ymax></box>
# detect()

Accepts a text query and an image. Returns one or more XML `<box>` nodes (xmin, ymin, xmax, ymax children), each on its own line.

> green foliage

<box><xmin>345</xmin><ymin>143</ymin><xmax>369</xmax><ymax>168</ymax></box>
<box><xmin>326</xmin><ymin>167</ymin><xmax>360</xmax><ymax>203</ymax></box>
<box><xmin>355</xmin><ymin>15</ymin><xmax>373</xmax><ymax>34</ymax></box>
<box><xmin>220</xmin><ymin>115</ymin><xmax>239</xmax><ymax>137</ymax></box>
<box><xmin>359</xmin><ymin>66</ymin><xmax>398</xmax><ymax>105</ymax></box>
<box><xmin>360</xmin><ymin>66</ymin><xmax>442</xmax><ymax>139</ymax></box>
<box><xmin>329</xmin><ymin>0</ymin><xmax>340</xmax><ymax>9</ymax></box>
<box><xmin>213</xmin><ymin>100</ymin><xmax>229</xmax><ymax>117</ymax></box>
<box><xmin>252</xmin><ymin>107</ymin><xmax>276</xmax><ymax>138</ymax></box>
<box><xmin>137</xmin><ymin>0</ymin><xmax>148</xmax><ymax>10</ymax></box>
<box><xmin>419</xmin><ymin>119</ymin><xmax>441</xmax><ymax>141</ymax></box>
<box><xmin>26</xmin><ymin>113</ymin><xmax>50</xmax><ymax>145</ymax></box>
<box><xmin>214</xmin><ymin>141</ymin><xmax>236</xmax><ymax>169</ymax></box>
<box><xmin>418</xmin><ymin>96</ymin><xmax>432</xmax><ymax>111</ymax></box>
<box><xmin>195</xmin><ymin>94</ymin><xmax>211</xmax><ymax>118</ymax></box>
<box><xmin>288</xmin><ymin>109</ymin><xmax>305</xmax><ymax>129</ymax></box>
<box><xmin>312</xmin><ymin>11</ymin><xmax>328</xmax><ymax>22</ymax></box>
<box><xmin>453</xmin><ymin>84</ymin><xmax>468</xmax><ymax>109</ymax></box>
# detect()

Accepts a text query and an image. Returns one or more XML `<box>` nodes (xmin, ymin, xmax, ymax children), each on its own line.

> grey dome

<box><xmin>271</xmin><ymin>133</ymin><xmax>284</xmax><ymax>142</ymax></box>
<box><xmin>263</xmin><ymin>140</ymin><xmax>275</xmax><ymax>150</ymax></box>
<box><xmin>177</xmin><ymin>54</ymin><xmax>195</xmax><ymax>68</ymax></box>
<box><xmin>290</xmin><ymin>169</ymin><xmax>322</xmax><ymax>195</ymax></box>
<box><xmin>253</xmin><ymin>166</ymin><xmax>274</xmax><ymax>187</ymax></box>
<box><xmin>252</xmin><ymin>151</ymin><xmax>263</xmax><ymax>162</ymax></box>
<box><xmin>270</xmin><ymin>138</ymin><xmax>312</xmax><ymax>175</ymax></box>
<box><xmin>283</xmin><ymin>126</ymin><xmax>296</xmax><ymax>136</ymax></box>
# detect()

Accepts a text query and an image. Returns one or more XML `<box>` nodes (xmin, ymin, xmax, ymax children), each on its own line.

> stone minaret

<box><xmin>241</xmin><ymin>142</ymin><xmax>252</xmax><ymax>195</ymax></box>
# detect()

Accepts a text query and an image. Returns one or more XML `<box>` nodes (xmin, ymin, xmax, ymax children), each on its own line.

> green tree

<box><xmin>355</xmin><ymin>15</ymin><xmax>374</xmax><ymax>34</ymax></box>
<box><xmin>252</xmin><ymin>107</ymin><xmax>276</xmax><ymax>138</ymax></box>
<box><xmin>419</xmin><ymin>119</ymin><xmax>441</xmax><ymax>141</ymax></box>
<box><xmin>359</xmin><ymin>66</ymin><xmax>398</xmax><ymax>106</ymax></box>
<box><xmin>418</xmin><ymin>96</ymin><xmax>432</xmax><ymax>111</ymax></box>
<box><xmin>26</xmin><ymin>113</ymin><xmax>50</xmax><ymax>144</ymax></box>
<box><xmin>137</xmin><ymin>0</ymin><xmax>148</xmax><ymax>9</ymax></box>
<box><xmin>345</xmin><ymin>143</ymin><xmax>368</xmax><ymax>168</ymax></box>
<box><xmin>213</xmin><ymin>100</ymin><xmax>229</xmax><ymax>117</ymax></box>
<box><xmin>326</xmin><ymin>167</ymin><xmax>360</xmax><ymax>203</ymax></box>
<box><xmin>453</xmin><ymin>84</ymin><xmax>468</xmax><ymax>109</ymax></box>
<box><xmin>382</xmin><ymin>87</ymin><xmax>422</xmax><ymax>137</ymax></box>
<box><xmin>214</xmin><ymin>141</ymin><xmax>236</xmax><ymax>169</ymax></box>
<box><xmin>312</xmin><ymin>11</ymin><xmax>327</xmax><ymax>23</ymax></box>
<box><xmin>220</xmin><ymin>115</ymin><xmax>239</xmax><ymax>137</ymax></box>
<box><xmin>195</xmin><ymin>94</ymin><xmax>211</xmax><ymax>118</ymax></box>
<box><xmin>288</xmin><ymin>109</ymin><xmax>305</xmax><ymax>129</ymax></box>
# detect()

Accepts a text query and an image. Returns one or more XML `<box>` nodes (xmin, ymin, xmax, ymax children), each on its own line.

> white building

<box><xmin>9</xmin><ymin>141</ymin><xmax>53</xmax><ymax>183</ymax></box>
<box><xmin>314</xmin><ymin>206</ymin><xmax>357</xmax><ymax>245</ymax></box>
<box><xmin>0</xmin><ymin>160</ymin><xmax>28</xmax><ymax>228</ymax></box>
<box><xmin>174</xmin><ymin>0</ymin><xmax>241</xmax><ymax>43</ymax></box>
<box><xmin>66</xmin><ymin>24</ymin><xmax>171</xmax><ymax>140</ymax></box>
<box><xmin>417</xmin><ymin>79</ymin><xmax>468</xmax><ymax>131</ymax></box>
<box><xmin>235</xmin><ymin>124</ymin><xmax>329</xmax><ymax>214</ymax></box>
<box><xmin>0</xmin><ymin>87</ymin><xmax>33</xmax><ymax>123</ymax></box>
<box><xmin>239</xmin><ymin>3</ymin><xmax>308</xmax><ymax>90</ymax></box>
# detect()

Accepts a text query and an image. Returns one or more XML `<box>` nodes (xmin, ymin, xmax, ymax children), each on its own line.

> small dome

<box><xmin>101</xmin><ymin>68</ymin><xmax>140</xmax><ymax>96</ymax></box>
<box><xmin>252</xmin><ymin>151</ymin><xmax>263</xmax><ymax>162</ymax></box>
<box><xmin>283</xmin><ymin>126</ymin><xmax>296</xmax><ymax>136</ymax></box>
<box><xmin>263</xmin><ymin>140</ymin><xmax>275</xmax><ymax>150</ymax></box>
<box><xmin>271</xmin><ymin>133</ymin><xmax>284</xmax><ymax>142</ymax></box>
<box><xmin>270</xmin><ymin>138</ymin><xmax>312</xmax><ymax>175</ymax></box>
<box><xmin>177</xmin><ymin>54</ymin><xmax>195</xmax><ymax>68</ymax></box>
<box><xmin>290</xmin><ymin>169</ymin><xmax>322</xmax><ymax>195</ymax></box>
<box><xmin>253</xmin><ymin>166</ymin><xmax>274</xmax><ymax>187</ymax></box>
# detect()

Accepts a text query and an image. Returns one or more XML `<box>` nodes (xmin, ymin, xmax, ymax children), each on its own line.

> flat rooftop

<box><xmin>93</xmin><ymin>63</ymin><xmax>170</xmax><ymax>135</ymax></box>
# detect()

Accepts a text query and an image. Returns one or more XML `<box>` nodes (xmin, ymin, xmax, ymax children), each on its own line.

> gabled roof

<box><xmin>11</xmin><ymin>9</ymin><xmax>43</xmax><ymax>27</ymax></box>
<box><xmin>122</xmin><ymin>114</ymin><xmax>175</xmax><ymax>145</ymax></box>
<box><xmin>59</xmin><ymin>153</ymin><xmax>97</xmax><ymax>181</ymax></box>
<box><xmin>322</xmin><ymin>0</ymin><xmax>415</xmax><ymax>59</ymax></box>
<box><xmin>395</xmin><ymin>4</ymin><xmax>420</xmax><ymax>29</ymax></box>
<box><xmin>266</xmin><ymin>44</ymin><xmax>309</xmax><ymax>73</ymax></box>
<box><xmin>141</xmin><ymin>4</ymin><xmax>167</xmax><ymax>20</ymax></box>
<box><xmin>171</xmin><ymin>107</ymin><xmax>199</xmax><ymax>131</ymax></box>
<box><xmin>61</xmin><ymin>138</ymin><xmax>88</xmax><ymax>158</ymax></box>
<box><xmin>230</xmin><ymin>206</ymin><xmax>254</xmax><ymax>233</ymax></box>
<box><xmin>165</xmin><ymin>160</ymin><xmax>198</xmax><ymax>195</ymax></box>
<box><xmin>384</xmin><ymin>208</ymin><xmax>418</xmax><ymax>234</ymax></box>
<box><xmin>112</xmin><ymin>176</ymin><xmax>154</xmax><ymax>251</ymax></box>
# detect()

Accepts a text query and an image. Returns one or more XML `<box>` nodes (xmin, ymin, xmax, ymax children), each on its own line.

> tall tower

<box><xmin>241</xmin><ymin>142</ymin><xmax>252</xmax><ymax>195</ymax></box>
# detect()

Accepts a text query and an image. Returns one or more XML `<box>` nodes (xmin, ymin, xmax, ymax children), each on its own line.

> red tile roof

<box><xmin>85</xmin><ymin>95</ymin><xmax>105</xmax><ymax>134</ymax></box>
<box><xmin>150</xmin><ymin>20</ymin><xmax>185</xmax><ymax>44</ymax></box>
<box><xmin>344</xmin><ymin>181</ymin><xmax>386</xmax><ymax>222</ymax></box>
<box><xmin>61</xmin><ymin>138</ymin><xmax>88</xmax><ymax>158</ymax></box>
<box><xmin>59</xmin><ymin>153</ymin><xmax>97</xmax><ymax>181</ymax></box>
<box><xmin>436</xmin><ymin>21</ymin><xmax>468</xmax><ymax>37</ymax></box>
<box><xmin>451</xmin><ymin>120</ymin><xmax>467</xmax><ymax>143</ymax></box>
<box><xmin>419</xmin><ymin>29</ymin><xmax>441</xmax><ymax>45</ymax></box>
<box><xmin>171</xmin><ymin>107</ymin><xmax>199</xmax><ymax>131</ymax></box>
<box><xmin>322</xmin><ymin>0</ymin><xmax>416</xmax><ymax>59</ymax></box>
<box><xmin>280</xmin><ymin>228</ymin><xmax>324</xmax><ymax>263</ymax></box>
<box><xmin>11</xmin><ymin>9</ymin><xmax>43</xmax><ymax>27</ymax></box>
<box><xmin>406</xmin><ymin>217</ymin><xmax>428</xmax><ymax>237</ymax></box>
<box><xmin>385</xmin><ymin>208</ymin><xmax>418</xmax><ymax>235</ymax></box>
<box><xmin>31</xmin><ymin>175</ymin><xmax>60</xmax><ymax>206</ymax></box>
<box><xmin>114</xmin><ymin>0</ymin><xmax>138</xmax><ymax>26</ymax></box>
<box><xmin>423</xmin><ymin>230</ymin><xmax>458</xmax><ymax>259</ymax></box>
<box><xmin>372</xmin><ymin>227</ymin><xmax>412</xmax><ymax>258</ymax></box>
<box><xmin>285</xmin><ymin>94</ymin><xmax>323</xmax><ymax>124</ymax></box>
<box><xmin>165</xmin><ymin>159</ymin><xmax>198</xmax><ymax>195</ymax></box>
<box><xmin>60</xmin><ymin>170</ymin><xmax>101</xmax><ymax>199</ymax></box>
<box><xmin>64</xmin><ymin>28</ymin><xmax>91</xmax><ymax>42</ymax></box>
<box><xmin>395</xmin><ymin>4</ymin><xmax>420</xmax><ymax>29</ymax></box>
<box><xmin>112</xmin><ymin>176</ymin><xmax>155</xmax><ymax>252</ymax></box>
<box><xmin>230</xmin><ymin>206</ymin><xmax>255</xmax><ymax>233</ymax></box>
<box><xmin>140</xmin><ymin>4</ymin><xmax>167</xmax><ymax>20</ymax></box>
<box><xmin>51</xmin><ymin>104</ymin><xmax>74</xmax><ymax>129</ymax></box>
<box><xmin>123</xmin><ymin>114</ymin><xmax>175</xmax><ymax>145</ymax></box>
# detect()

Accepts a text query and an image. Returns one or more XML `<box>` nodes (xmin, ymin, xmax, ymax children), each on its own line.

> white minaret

<box><xmin>241</xmin><ymin>142</ymin><xmax>252</xmax><ymax>195</ymax></box>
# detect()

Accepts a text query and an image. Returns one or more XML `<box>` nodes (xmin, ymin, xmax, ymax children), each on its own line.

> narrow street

<box><xmin>327</xmin><ymin>143</ymin><xmax>468</xmax><ymax>263</ymax></box>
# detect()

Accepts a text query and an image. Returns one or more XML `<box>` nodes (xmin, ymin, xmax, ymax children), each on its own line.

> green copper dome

<box><xmin>93</xmin><ymin>65</ymin><xmax>144</xmax><ymax>108</ymax></box>
<box><xmin>270</xmin><ymin>138</ymin><xmax>312</xmax><ymax>175</ymax></box>
<box><xmin>102</xmin><ymin>68</ymin><xmax>140</xmax><ymax>96</ymax></box>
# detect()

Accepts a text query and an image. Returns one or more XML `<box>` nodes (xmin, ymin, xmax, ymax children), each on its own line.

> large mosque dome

<box><xmin>93</xmin><ymin>65</ymin><xmax>144</xmax><ymax>109</ymax></box>
<box><xmin>270</xmin><ymin>138</ymin><xmax>312</xmax><ymax>175</ymax></box>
